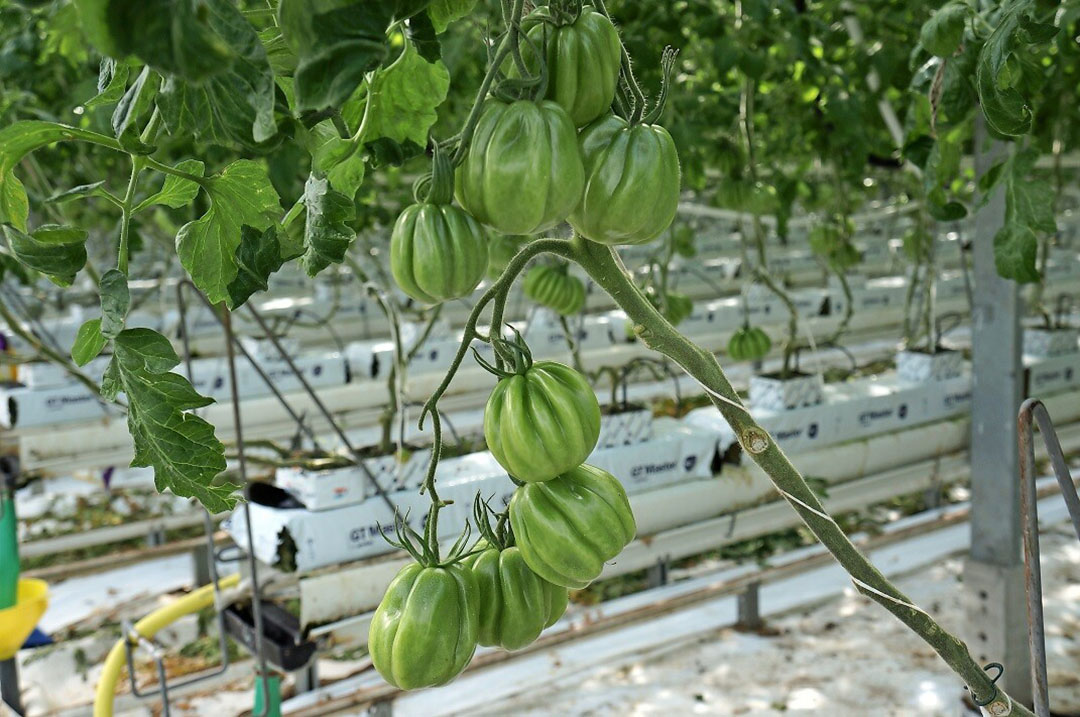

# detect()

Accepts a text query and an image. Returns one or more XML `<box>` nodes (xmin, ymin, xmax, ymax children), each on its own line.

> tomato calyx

<box><xmin>532</xmin><ymin>0</ymin><xmax>582</xmax><ymax>27</ymax></box>
<box><xmin>381</xmin><ymin>510</ymin><xmax>475</xmax><ymax>568</ymax></box>
<box><xmin>473</xmin><ymin>493</ymin><xmax>514</xmax><ymax>552</ymax></box>
<box><xmin>638</xmin><ymin>45</ymin><xmax>679</xmax><ymax>126</ymax></box>
<box><xmin>472</xmin><ymin>324</ymin><xmax>535</xmax><ymax>378</ymax></box>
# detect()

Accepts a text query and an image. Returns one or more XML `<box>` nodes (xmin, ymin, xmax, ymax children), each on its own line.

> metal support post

<box><xmin>963</xmin><ymin>117</ymin><xmax>1032</xmax><ymax>707</ymax></box>
<box><xmin>736</xmin><ymin>581</ymin><xmax>763</xmax><ymax>632</ymax></box>
<box><xmin>645</xmin><ymin>557</ymin><xmax>669</xmax><ymax>588</ymax></box>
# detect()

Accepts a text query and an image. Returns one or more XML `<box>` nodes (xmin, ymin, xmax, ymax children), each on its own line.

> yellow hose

<box><xmin>93</xmin><ymin>573</ymin><xmax>241</xmax><ymax>717</ymax></box>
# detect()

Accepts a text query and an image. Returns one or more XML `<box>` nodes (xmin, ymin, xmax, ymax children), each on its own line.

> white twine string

<box><xmin>774</xmin><ymin>487</ymin><xmax>838</xmax><ymax>524</ymax></box>
<box><xmin>849</xmin><ymin>576</ymin><xmax>932</xmax><ymax>619</ymax></box>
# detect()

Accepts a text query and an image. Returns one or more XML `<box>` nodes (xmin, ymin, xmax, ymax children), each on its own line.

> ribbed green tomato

<box><xmin>487</xmin><ymin>235</ymin><xmax>529</xmax><ymax>280</ymax></box>
<box><xmin>523</xmin><ymin>265</ymin><xmax>586</xmax><ymax>315</ymax></box>
<box><xmin>521</xmin><ymin>6</ymin><xmax>621</xmax><ymax>127</ymax></box>
<box><xmin>510</xmin><ymin>464</ymin><xmax>636</xmax><ymax>589</ymax></box>
<box><xmin>484</xmin><ymin>361</ymin><xmax>600</xmax><ymax>483</ymax></box>
<box><xmin>390</xmin><ymin>203</ymin><xmax>489</xmax><ymax>305</ymax></box>
<box><xmin>369</xmin><ymin>562</ymin><xmax>479</xmax><ymax>690</ymax></box>
<box><xmin>569</xmin><ymin>114</ymin><xmax>681</xmax><ymax>245</ymax></box>
<box><xmin>455</xmin><ymin>100</ymin><xmax>584</xmax><ymax>235</ymax></box>
<box><xmin>663</xmin><ymin>292</ymin><xmax>694</xmax><ymax>326</ymax></box>
<box><xmin>728</xmin><ymin>326</ymin><xmax>772</xmax><ymax>361</ymax></box>
<box><xmin>466</xmin><ymin>543</ymin><xmax>569</xmax><ymax>650</ymax></box>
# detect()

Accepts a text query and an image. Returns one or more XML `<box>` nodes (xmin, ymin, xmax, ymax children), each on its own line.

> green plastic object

<box><xmin>252</xmin><ymin>673</ymin><xmax>282</xmax><ymax>717</ymax></box>
<box><xmin>0</xmin><ymin>491</ymin><xmax>17</xmax><ymax>610</ymax></box>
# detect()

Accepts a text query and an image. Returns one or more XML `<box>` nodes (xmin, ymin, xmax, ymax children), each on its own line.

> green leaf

<box><xmin>406</xmin><ymin>13</ymin><xmax>440</xmax><ymax>63</ymax></box>
<box><xmin>176</xmin><ymin>160</ymin><xmax>281</xmax><ymax>304</ymax></box>
<box><xmin>71</xmin><ymin>319</ymin><xmax>107</xmax><ymax>366</ymax></box>
<box><xmin>259</xmin><ymin>26</ymin><xmax>298</xmax><ymax>76</ymax></box>
<box><xmin>355</xmin><ymin>44</ymin><xmax>450</xmax><ymax>147</ymax></box>
<box><xmin>313</xmin><ymin>134</ymin><xmax>366</xmax><ymax>199</ymax></box>
<box><xmin>300</xmin><ymin>173</ymin><xmax>355</xmax><ymax>277</ymax></box>
<box><xmin>1018</xmin><ymin>16</ymin><xmax>1058</xmax><ymax>44</ymax></box>
<box><xmin>0</xmin><ymin>121</ymin><xmax>89</xmax><ymax>231</ymax></box>
<box><xmin>100</xmin><ymin>269</ymin><xmax>130</xmax><ymax>339</ymax></box>
<box><xmin>156</xmin><ymin>0</ymin><xmax>276</xmax><ymax>150</ymax></box>
<box><xmin>976</xmin><ymin>5</ymin><xmax>1034</xmax><ymax>137</ymax></box>
<box><xmin>427</xmin><ymin>0</ymin><xmax>476</xmax><ymax>33</ymax></box>
<box><xmin>112</xmin><ymin>65</ymin><xmax>158</xmax><ymax>139</ymax></box>
<box><xmin>227</xmin><ymin>225</ymin><xmax>296</xmax><ymax>308</ymax></box>
<box><xmin>994</xmin><ymin>223</ymin><xmax>1040</xmax><ymax>283</ymax></box>
<box><xmin>76</xmin><ymin>0</ymin><xmax>234</xmax><ymax>82</ymax></box>
<box><xmin>135</xmin><ymin>159</ymin><xmax>204</xmax><ymax>212</ymax></box>
<box><xmin>104</xmin><ymin>328</ymin><xmax>237</xmax><ymax>513</ymax></box>
<box><xmin>85</xmin><ymin>57</ymin><xmax>130</xmax><ymax>108</ymax></box>
<box><xmin>3</xmin><ymin>224</ymin><xmax>87</xmax><ymax>286</ymax></box>
<box><xmin>46</xmin><ymin>181</ymin><xmax>108</xmax><ymax>204</ymax></box>
<box><xmin>283</xmin><ymin>0</ymin><xmax>394</xmax><ymax>112</ymax></box>
<box><xmin>919</xmin><ymin>1</ymin><xmax>969</xmax><ymax>57</ymax></box>
<box><xmin>928</xmin><ymin>200</ymin><xmax>968</xmax><ymax>221</ymax></box>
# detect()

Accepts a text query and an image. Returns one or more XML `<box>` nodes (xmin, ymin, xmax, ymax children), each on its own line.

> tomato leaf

<box><xmin>227</xmin><ymin>225</ymin><xmax>297</xmax><ymax>308</ymax></box>
<box><xmin>427</xmin><ymin>0</ymin><xmax>477</xmax><ymax>33</ymax></box>
<box><xmin>2</xmin><ymin>224</ymin><xmax>87</xmax><ymax>287</ymax></box>
<box><xmin>156</xmin><ymin>0</ymin><xmax>276</xmax><ymax>150</ymax></box>
<box><xmin>300</xmin><ymin>173</ymin><xmax>355</xmax><ymax>277</ymax></box>
<box><xmin>76</xmin><ymin>0</ymin><xmax>235</xmax><ymax>82</ymax></box>
<box><xmin>994</xmin><ymin>223</ymin><xmax>1040</xmax><ymax>283</ymax></box>
<box><xmin>284</xmin><ymin>0</ymin><xmax>393</xmax><ymax>112</ymax></box>
<box><xmin>919</xmin><ymin>1</ymin><xmax>969</xmax><ymax>57</ymax></box>
<box><xmin>313</xmin><ymin>135</ymin><xmax>367</xmax><ymax>200</ymax></box>
<box><xmin>102</xmin><ymin>328</ymin><xmax>237</xmax><ymax>513</ymax></box>
<box><xmin>85</xmin><ymin>57</ymin><xmax>130</xmax><ymax>108</ymax></box>
<box><xmin>351</xmin><ymin>44</ymin><xmax>450</xmax><ymax>148</ymax></box>
<box><xmin>0</xmin><ymin>121</ymin><xmax>89</xmax><ymax>231</ymax></box>
<box><xmin>46</xmin><ymin>181</ymin><xmax>108</xmax><ymax>204</ymax></box>
<box><xmin>176</xmin><ymin>160</ymin><xmax>280</xmax><ymax>304</ymax></box>
<box><xmin>406</xmin><ymin>13</ymin><xmax>441</xmax><ymax>63</ymax></box>
<box><xmin>111</xmin><ymin>65</ymin><xmax>158</xmax><ymax>139</ymax></box>
<box><xmin>99</xmin><ymin>269</ymin><xmax>130</xmax><ymax>339</ymax></box>
<box><xmin>975</xmin><ymin>3</ymin><xmax>1042</xmax><ymax>137</ymax></box>
<box><xmin>135</xmin><ymin>159</ymin><xmax>204</xmax><ymax>212</ymax></box>
<box><xmin>71</xmin><ymin>319</ymin><xmax>107</xmax><ymax>366</ymax></box>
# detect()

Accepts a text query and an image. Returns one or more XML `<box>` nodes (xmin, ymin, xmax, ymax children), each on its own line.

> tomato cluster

<box><xmin>388</xmin><ymin>4</ymin><xmax>681</xmax><ymax>309</ymax></box>
<box><xmin>370</xmin><ymin>348</ymin><xmax>636</xmax><ymax>689</ymax></box>
<box><xmin>374</xmin><ymin>4</ymin><xmax>659</xmax><ymax>690</ymax></box>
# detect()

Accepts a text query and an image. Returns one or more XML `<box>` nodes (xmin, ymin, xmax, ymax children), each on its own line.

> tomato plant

<box><xmin>1</xmin><ymin>0</ymin><xmax>1070</xmax><ymax>711</ymax></box>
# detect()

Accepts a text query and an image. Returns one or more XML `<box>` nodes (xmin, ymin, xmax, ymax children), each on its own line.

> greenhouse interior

<box><xmin>1</xmin><ymin>0</ymin><xmax>1079</xmax><ymax>715</ymax></box>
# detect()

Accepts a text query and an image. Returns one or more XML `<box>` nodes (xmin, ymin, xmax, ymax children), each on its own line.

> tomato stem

<box><xmin>566</xmin><ymin>237</ymin><xmax>1032</xmax><ymax>717</ymax></box>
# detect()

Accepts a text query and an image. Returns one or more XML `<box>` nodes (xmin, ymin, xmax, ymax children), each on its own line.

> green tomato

<box><xmin>487</xmin><ymin>235</ymin><xmax>529</xmax><ymax>280</ymax></box>
<box><xmin>510</xmin><ymin>463</ymin><xmax>636</xmax><ymax>589</ymax></box>
<box><xmin>484</xmin><ymin>360</ymin><xmax>601</xmax><ymax>483</ymax></box>
<box><xmin>520</xmin><ymin>6</ymin><xmax>621</xmax><ymax>127</ymax></box>
<box><xmin>390</xmin><ymin>203</ymin><xmax>489</xmax><ymax>305</ymax></box>
<box><xmin>466</xmin><ymin>543</ymin><xmax>569</xmax><ymax>650</ymax></box>
<box><xmin>369</xmin><ymin>562</ymin><xmax>480</xmax><ymax>690</ymax></box>
<box><xmin>663</xmin><ymin>291</ymin><xmax>693</xmax><ymax>326</ymax></box>
<box><xmin>456</xmin><ymin>99</ymin><xmax>584</xmax><ymax>235</ymax></box>
<box><xmin>523</xmin><ymin>264</ymin><xmax>586</xmax><ymax>315</ymax></box>
<box><xmin>569</xmin><ymin>114</ymin><xmax>681</xmax><ymax>245</ymax></box>
<box><xmin>728</xmin><ymin>326</ymin><xmax>772</xmax><ymax>361</ymax></box>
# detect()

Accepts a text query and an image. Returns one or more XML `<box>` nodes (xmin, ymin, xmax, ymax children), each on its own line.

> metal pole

<box><xmin>963</xmin><ymin>115</ymin><xmax>1032</xmax><ymax>706</ymax></box>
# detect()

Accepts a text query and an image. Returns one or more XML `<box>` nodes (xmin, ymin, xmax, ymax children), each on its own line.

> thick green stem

<box><xmin>569</xmin><ymin>237</ymin><xmax>1030</xmax><ymax>717</ymax></box>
